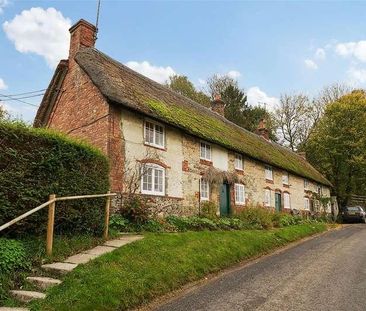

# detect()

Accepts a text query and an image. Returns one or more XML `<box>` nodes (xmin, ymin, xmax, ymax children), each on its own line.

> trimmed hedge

<box><xmin>0</xmin><ymin>122</ymin><xmax>110</xmax><ymax>236</ymax></box>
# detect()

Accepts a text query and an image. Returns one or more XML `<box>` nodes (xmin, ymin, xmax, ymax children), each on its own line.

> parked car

<box><xmin>341</xmin><ymin>206</ymin><xmax>366</xmax><ymax>223</ymax></box>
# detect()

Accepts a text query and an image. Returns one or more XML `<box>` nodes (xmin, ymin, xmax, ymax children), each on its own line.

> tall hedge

<box><xmin>0</xmin><ymin>122</ymin><xmax>110</xmax><ymax>236</ymax></box>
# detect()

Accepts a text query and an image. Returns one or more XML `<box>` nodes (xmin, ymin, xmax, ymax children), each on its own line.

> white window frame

<box><xmin>141</xmin><ymin>163</ymin><xmax>165</xmax><ymax>196</ymax></box>
<box><xmin>235</xmin><ymin>183</ymin><xmax>245</xmax><ymax>205</ymax></box>
<box><xmin>235</xmin><ymin>153</ymin><xmax>244</xmax><ymax>170</ymax></box>
<box><xmin>200</xmin><ymin>179</ymin><xmax>209</xmax><ymax>201</ymax></box>
<box><xmin>284</xmin><ymin>192</ymin><xmax>291</xmax><ymax>209</ymax></box>
<box><xmin>304</xmin><ymin>197</ymin><xmax>310</xmax><ymax>210</ymax></box>
<box><xmin>200</xmin><ymin>141</ymin><xmax>212</xmax><ymax>161</ymax></box>
<box><xmin>265</xmin><ymin>165</ymin><xmax>273</xmax><ymax>181</ymax></box>
<box><xmin>144</xmin><ymin>120</ymin><xmax>165</xmax><ymax>149</ymax></box>
<box><xmin>282</xmin><ymin>172</ymin><xmax>289</xmax><ymax>185</ymax></box>
<box><xmin>304</xmin><ymin>179</ymin><xmax>309</xmax><ymax>190</ymax></box>
<box><xmin>264</xmin><ymin>189</ymin><xmax>271</xmax><ymax>207</ymax></box>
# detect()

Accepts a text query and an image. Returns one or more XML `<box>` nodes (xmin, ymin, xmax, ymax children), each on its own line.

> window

<box><xmin>141</xmin><ymin>164</ymin><xmax>165</xmax><ymax>195</ymax></box>
<box><xmin>200</xmin><ymin>142</ymin><xmax>211</xmax><ymax>161</ymax></box>
<box><xmin>265</xmin><ymin>165</ymin><xmax>273</xmax><ymax>181</ymax></box>
<box><xmin>282</xmin><ymin>172</ymin><xmax>289</xmax><ymax>185</ymax></box>
<box><xmin>235</xmin><ymin>154</ymin><xmax>244</xmax><ymax>170</ymax></box>
<box><xmin>317</xmin><ymin>184</ymin><xmax>322</xmax><ymax>195</ymax></box>
<box><xmin>304</xmin><ymin>197</ymin><xmax>310</xmax><ymax>210</ymax></box>
<box><xmin>200</xmin><ymin>179</ymin><xmax>209</xmax><ymax>201</ymax></box>
<box><xmin>304</xmin><ymin>179</ymin><xmax>309</xmax><ymax>190</ymax></box>
<box><xmin>235</xmin><ymin>184</ymin><xmax>245</xmax><ymax>205</ymax></box>
<box><xmin>264</xmin><ymin>189</ymin><xmax>271</xmax><ymax>207</ymax></box>
<box><xmin>144</xmin><ymin>120</ymin><xmax>165</xmax><ymax>148</ymax></box>
<box><xmin>284</xmin><ymin>192</ymin><xmax>291</xmax><ymax>209</ymax></box>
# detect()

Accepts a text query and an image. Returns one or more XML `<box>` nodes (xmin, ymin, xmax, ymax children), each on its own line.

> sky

<box><xmin>1</xmin><ymin>0</ymin><xmax>366</xmax><ymax>122</ymax></box>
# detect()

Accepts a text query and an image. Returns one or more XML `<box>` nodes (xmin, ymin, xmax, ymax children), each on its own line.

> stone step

<box><xmin>64</xmin><ymin>253</ymin><xmax>98</xmax><ymax>265</ymax></box>
<box><xmin>26</xmin><ymin>276</ymin><xmax>62</xmax><ymax>290</ymax></box>
<box><xmin>104</xmin><ymin>235</ymin><xmax>143</xmax><ymax>248</ymax></box>
<box><xmin>41</xmin><ymin>262</ymin><xmax>77</xmax><ymax>275</ymax></box>
<box><xmin>9</xmin><ymin>290</ymin><xmax>46</xmax><ymax>303</ymax></box>
<box><xmin>83</xmin><ymin>245</ymin><xmax>116</xmax><ymax>256</ymax></box>
<box><xmin>0</xmin><ymin>308</ymin><xmax>29</xmax><ymax>311</ymax></box>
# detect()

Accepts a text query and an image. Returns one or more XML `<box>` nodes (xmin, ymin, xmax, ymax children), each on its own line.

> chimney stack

<box><xmin>297</xmin><ymin>152</ymin><xmax>307</xmax><ymax>160</ymax></box>
<box><xmin>68</xmin><ymin>19</ymin><xmax>96</xmax><ymax>61</ymax></box>
<box><xmin>211</xmin><ymin>94</ymin><xmax>225</xmax><ymax>116</ymax></box>
<box><xmin>255</xmin><ymin>119</ymin><xmax>269</xmax><ymax>140</ymax></box>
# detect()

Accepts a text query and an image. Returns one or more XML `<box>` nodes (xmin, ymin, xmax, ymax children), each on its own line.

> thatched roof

<box><xmin>38</xmin><ymin>47</ymin><xmax>332</xmax><ymax>186</ymax></box>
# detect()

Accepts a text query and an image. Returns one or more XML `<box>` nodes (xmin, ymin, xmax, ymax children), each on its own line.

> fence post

<box><xmin>46</xmin><ymin>194</ymin><xmax>56</xmax><ymax>256</ymax></box>
<box><xmin>104</xmin><ymin>191</ymin><xmax>111</xmax><ymax>240</ymax></box>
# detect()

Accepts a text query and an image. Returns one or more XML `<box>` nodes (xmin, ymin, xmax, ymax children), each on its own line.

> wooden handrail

<box><xmin>0</xmin><ymin>191</ymin><xmax>117</xmax><ymax>256</ymax></box>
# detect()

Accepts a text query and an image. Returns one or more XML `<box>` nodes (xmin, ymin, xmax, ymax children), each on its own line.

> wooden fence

<box><xmin>0</xmin><ymin>192</ymin><xmax>117</xmax><ymax>256</ymax></box>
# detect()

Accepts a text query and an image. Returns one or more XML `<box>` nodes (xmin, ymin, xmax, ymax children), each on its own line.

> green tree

<box><xmin>0</xmin><ymin>104</ymin><xmax>8</xmax><ymax>121</ymax></box>
<box><xmin>304</xmin><ymin>90</ymin><xmax>366</xmax><ymax>205</ymax></box>
<box><xmin>167</xmin><ymin>75</ymin><xmax>210</xmax><ymax>107</ymax></box>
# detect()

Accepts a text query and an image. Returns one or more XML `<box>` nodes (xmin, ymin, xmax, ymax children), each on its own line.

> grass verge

<box><xmin>31</xmin><ymin>223</ymin><xmax>328</xmax><ymax>311</ymax></box>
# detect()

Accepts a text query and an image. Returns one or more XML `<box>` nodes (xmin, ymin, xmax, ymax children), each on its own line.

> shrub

<box><xmin>235</xmin><ymin>205</ymin><xmax>274</xmax><ymax>229</ymax></box>
<box><xmin>119</xmin><ymin>196</ymin><xmax>150</xmax><ymax>225</ymax></box>
<box><xmin>109</xmin><ymin>215</ymin><xmax>130</xmax><ymax>232</ymax></box>
<box><xmin>0</xmin><ymin>238</ymin><xmax>30</xmax><ymax>274</ymax></box>
<box><xmin>0</xmin><ymin>122</ymin><xmax>109</xmax><ymax>236</ymax></box>
<box><xmin>200</xmin><ymin>201</ymin><xmax>218</xmax><ymax>219</ymax></box>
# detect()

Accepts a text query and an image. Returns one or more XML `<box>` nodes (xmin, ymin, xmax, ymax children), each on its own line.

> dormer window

<box><xmin>200</xmin><ymin>142</ymin><xmax>211</xmax><ymax>161</ymax></box>
<box><xmin>235</xmin><ymin>153</ymin><xmax>244</xmax><ymax>170</ymax></box>
<box><xmin>144</xmin><ymin>120</ymin><xmax>165</xmax><ymax>149</ymax></box>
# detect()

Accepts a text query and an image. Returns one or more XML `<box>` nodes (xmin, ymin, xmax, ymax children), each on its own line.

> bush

<box><xmin>0</xmin><ymin>122</ymin><xmax>110</xmax><ymax>236</ymax></box>
<box><xmin>200</xmin><ymin>201</ymin><xmax>218</xmax><ymax>219</ymax></box>
<box><xmin>109</xmin><ymin>215</ymin><xmax>130</xmax><ymax>232</ymax></box>
<box><xmin>119</xmin><ymin>196</ymin><xmax>150</xmax><ymax>225</ymax></box>
<box><xmin>0</xmin><ymin>238</ymin><xmax>30</xmax><ymax>274</ymax></box>
<box><xmin>235</xmin><ymin>205</ymin><xmax>274</xmax><ymax>229</ymax></box>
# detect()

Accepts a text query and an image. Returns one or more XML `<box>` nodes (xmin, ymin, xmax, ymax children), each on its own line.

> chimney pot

<box><xmin>211</xmin><ymin>94</ymin><xmax>225</xmax><ymax>116</ymax></box>
<box><xmin>255</xmin><ymin>118</ymin><xmax>270</xmax><ymax>140</ymax></box>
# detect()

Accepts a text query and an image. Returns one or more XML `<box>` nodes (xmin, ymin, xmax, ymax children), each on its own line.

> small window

<box><xmin>200</xmin><ymin>142</ymin><xmax>211</xmax><ymax>161</ymax></box>
<box><xmin>235</xmin><ymin>154</ymin><xmax>244</xmax><ymax>170</ymax></box>
<box><xmin>317</xmin><ymin>185</ymin><xmax>322</xmax><ymax>195</ymax></box>
<box><xmin>265</xmin><ymin>165</ymin><xmax>273</xmax><ymax>181</ymax></box>
<box><xmin>284</xmin><ymin>192</ymin><xmax>291</xmax><ymax>209</ymax></box>
<box><xmin>200</xmin><ymin>179</ymin><xmax>209</xmax><ymax>201</ymax></box>
<box><xmin>141</xmin><ymin>164</ymin><xmax>165</xmax><ymax>195</ymax></box>
<box><xmin>144</xmin><ymin>120</ymin><xmax>165</xmax><ymax>149</ymax></box>
<box><xmin>304</xmin><ymin>197</ymin><xmax>310</xmax><ymax>210</ymax></box>
<box><xmin>235</xmin><ymin>184</ymin><xmax>245</xmax><ymax>205</ymax></box>
<box><xmin>282</xmin><ymin>172</ymin><xmax>289</xmax><ymax>185</ymax></box>
<box><xmin>304</xmin><ymin>179</ymin><xmax>309</xmax><ymax>190</ymax></box>
<box><xmin>264</xmin><ymin>189</ymin><xmax>271</xmax><ymax>207</ymax></box>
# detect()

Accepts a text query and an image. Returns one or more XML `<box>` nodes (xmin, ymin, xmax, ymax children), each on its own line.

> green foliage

<box><xmin>200</xmin><ymin>201</ymin><xmax>218</xmax><ymax>219</ymax></box>
<box><xmin>0</xmin><ymin>238</ymin><xmax>30</xmax><ymax>275</ymax></box>
<box><xmin>32</xmin><ymin>224</ymin><xmax>327</xmax><ymax>311</ymax></box>
<box><xmin>109</xmin><ymin>214</ymin><xmax>130</xmax><ymax>232</ymax></box>
<box><xmin>0</xmin><ymin>122</ymin><xmax>110</xmax><ymax>236</ymax></box>
<box><xmin>305</xmin><ymin>90</ymin><xmax>366</xmax><ymax>205</ymax></box>
<box><xmin>119</xmin><ymin>196</ymin><xmax>150</xmax><ymax>224</ymax></box>
<box><xmin>235</xmin><ymin>205</ymin><xmax>274</xmax><ymax>229</ymax></box>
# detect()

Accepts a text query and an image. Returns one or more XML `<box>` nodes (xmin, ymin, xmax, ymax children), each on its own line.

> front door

<box><xmin>275</xmin><ymin>192</ymin><xmax>282</xmax><ymax>212</ymax></box>
<box><xmin>220</xmin><ymin>184</ymin><xmax>230</xmax><ymax>216</ymax></box>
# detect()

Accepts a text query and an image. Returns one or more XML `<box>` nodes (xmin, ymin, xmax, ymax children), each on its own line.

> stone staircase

<box><xmin>1</xmin><ymin>235</ymin><xmax>143</xmax><ymax>311</ymax></box>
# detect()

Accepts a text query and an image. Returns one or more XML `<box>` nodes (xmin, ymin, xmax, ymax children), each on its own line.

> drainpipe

<box><xmin>198</xmin><ymin>179</ymin><xmax>201</xmax><ymax>216</ymax></box>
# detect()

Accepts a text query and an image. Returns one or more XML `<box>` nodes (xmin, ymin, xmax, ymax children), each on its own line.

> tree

<box><xmin>206</xmin><ymin>74</ymin><xmax>236</xmax><ymax>99</ymax></box>
<box><xmin>167</xmin><ymin>75</ymin><xmax>210</xmax><ymax>107</ymax></box>
<box><xmin>304</xmin><ymin>90</ymin><xmax>366</xmax><ymax>206</ymax></box>
<box><xmin>0</xmin><ymin>104</ymin><xmax>8</xmax><ymax>121</ymax></box>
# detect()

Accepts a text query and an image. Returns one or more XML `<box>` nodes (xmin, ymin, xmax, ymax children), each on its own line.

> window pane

<box><xmin>200</xmin><ymin>143</ymin><xmax>206</xmax><ymax>159</ymax></box>
<box><xmin>235</xmin><ymin>154</ymin><xmax>243</xmax><ymax>170</ymax></box>
<box><xmin>143</xmin><ymin>167</ymin><xmax>153</xmax><ymax>191</ymax></box>
<box><xmin>154</xmin><ymin>168</ymin><xmax>163</xmax><ymax>193</ymax></box>
<box><xmin>155</xmin><ymin>124</ymin><xmax>164</xmax><ymax>147</ymax></box>
<box><xmin>206</xmin><ymin>144</ymin><xmax>211</xmax><ymax>160</ymax></box>
<box><xmin>200</xmin><ymin>179</ymin><xmax>209</xmax><ymax>200</ymax></box>
<box><xmin>145</xmin><ymin>122</ymin><xmax>154</xmax><ymax>144</ymax></box>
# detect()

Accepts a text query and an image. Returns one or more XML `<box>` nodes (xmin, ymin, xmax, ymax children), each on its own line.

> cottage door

<box><xmin>275</xmin><ymin>192</ymin><xmax>282</xmax><ymax>212</ymax></box>
<box><xmin>220</xmin><ymin>184</ymin><xmax>230</xmax><ymax>216</ymax></box>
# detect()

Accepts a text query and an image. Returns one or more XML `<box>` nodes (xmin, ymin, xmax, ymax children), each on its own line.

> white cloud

<box><xmin>347</xmin><ymin>67</ymin><xmax>366</xmax><ymax>84</ymax></box>
<box><xmin>0</xmin><ymin>0</ymin><xmax>9</xmax><ymax>14</ymax></box>
<box><xmin>3</xmin><ymin>7</ymin><xmax>71</xmax><ymax>68</ymax></box>
<box><xmin>304</xmin><ymin>59</ymin><xmax>318</xmax><ymax>70</ymax></box>
<box><xmin>315</xmin><ymin>48</ymin><xmax>326</xmax><ymax>60</ymax></box>
<box><xmin>0</xmin><ymin>78</ymin><xmax>8</xmax><ymax>90</ymax></box>
<box><xmin>125</xmin><ymin>61</ymin><xmax>176</xmax><ymax>84</ymax></box>
<box><xmin>335</xmin><ymin>40</ymin><xmax>366</xmax><ymax>62</ymax></box>
<box><xmin>227</xmin><ymin>70</ymin><xmax>241</xmax><ymax>79</ymax></box>
<box><xmin>198</xmin><ymin>78</ymin><xmax>206</xmax><ymax>85</ymax></box>
<box><xmin>247</xmin><ymin>86</ymin><xmax>279</xmax><ymax>111</ymax></box>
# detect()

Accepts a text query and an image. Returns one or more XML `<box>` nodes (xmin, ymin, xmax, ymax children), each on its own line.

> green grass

<box><xmin>31</xmin><ymin>223</ymin><xmax>327</xmax><ymax>311</ymax></box>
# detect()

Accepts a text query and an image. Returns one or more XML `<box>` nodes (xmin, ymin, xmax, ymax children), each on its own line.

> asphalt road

<box><xmin>154</xmin><ymin>225</ymin><xmax>366</xmax><ymax>311</ymax></box>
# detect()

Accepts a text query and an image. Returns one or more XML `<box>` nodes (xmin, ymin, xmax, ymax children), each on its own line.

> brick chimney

<box><xmin>255</xmin><ymin>119</ymin><xmax>269</xmax><ymax>140</ymax></box>
<box><xmin>211</xmin><ymin>94</ymin><xmax>225</xmax><ymax>116</ymax></box>
<box><xmin>68</xmin><ymin>19</ymin><xmax>96</xmax><ymax>61</ymax></box>
<box><xmin>297</xmin><ymin>152</ymin><xmax>307</xmax><ymax>160</ymax></box>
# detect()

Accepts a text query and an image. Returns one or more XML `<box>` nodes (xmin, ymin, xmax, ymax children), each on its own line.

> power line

<box><xmin>0</xmin><ymin>93</ymin><xmax>45</xmax><ymax>101</ymax></box>
<box><xmin>0</xmin><ymin>89</ymin><xmax>46</xmax><ymax>97</ymax></box>
<box><xmin>0</xmin><ymin>93</ymin><xmax>40</xmax><ymax>107</ymax></box>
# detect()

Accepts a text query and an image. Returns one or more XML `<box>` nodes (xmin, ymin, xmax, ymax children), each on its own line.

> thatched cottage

<box><xmin>35</xmin><ymin>19</ymin><xmax>332</xmax><ymax>216</ymax></box>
